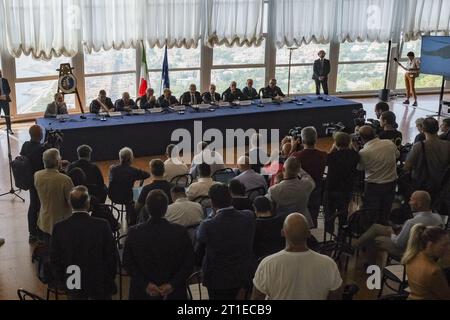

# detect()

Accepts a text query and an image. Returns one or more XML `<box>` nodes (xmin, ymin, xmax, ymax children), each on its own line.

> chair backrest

<box><xmin>186</xmin><ymin>271</ymin><xmax>208</xmax><ymax>300</ymax></box>
<box><xmin>246</xmin><ymin>187</ymin><xmax>267</xmax><ymax>202</ymax></box>
<box><xmin>171</xmin><ymin>174</ymin><xmax>194</xmax><ymax>188</ymax></box>
<box><xmin>212</xmin><ymin>168</ymin><xmax>236</xmax><ymax>184</ymax></box>
<box><xmin>17</xmin><ymin>289</ymin><xmax>45</xmax><ymax>301</ymax></box>
<box><xmin>346</xmin><ymin>209</ymin><xmax>375</xmax><ymax>238</ymax></box>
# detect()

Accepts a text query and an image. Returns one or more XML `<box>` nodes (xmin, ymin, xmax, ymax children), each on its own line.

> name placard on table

<box><xmin>56</xmin><ymin>114</ymin><xmax>70</xmax><ymax>121</ymax></box>
<box><xmin>150</xmin><ymin>107</ymin><xmax>164</xmax><ymax>114</ymax></box>
<box><xmin>172</xmin><ymin>105</ymin><xmax>186</xmax><ymax>112</ymax></box>
<box><xmin>108</xmin><ymin>112</ymin><xmax>123</xmax><ymax>117</ymax></box>
<box><xmin>237</xmin><ymin>100</ymin><xmax>252</xmax><ymax>106</ymax></box>
<box><xmin>260</xmin><ymin>98</ymin><xmax>273</xmax><ymax>104</ymax></box>
<box><xmin>193</xmin><ymin>104</ymin><xmax>211</xmax><ymax>110</ymax></box>
<box><xmin>131</xmin><ymin>109</ymin><xmax>146</xmax><ymax>115</ymax></box>
<box><xmin>218</xmin><ymin>102</ymin><xmax>230</xmax><ymax>107</ymax></box>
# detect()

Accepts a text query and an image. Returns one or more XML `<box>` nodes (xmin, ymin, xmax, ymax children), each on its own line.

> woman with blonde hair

<box><xmin>402</xmin><ymin>224</ymin><xmax>450</xmax><ymax>300</ymax></box>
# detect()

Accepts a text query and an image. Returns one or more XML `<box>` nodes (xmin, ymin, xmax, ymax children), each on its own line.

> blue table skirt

<box><xmin>36</xmin><ymin>95</ymin><xmax>362</xmax><ymax>162</ymax></box>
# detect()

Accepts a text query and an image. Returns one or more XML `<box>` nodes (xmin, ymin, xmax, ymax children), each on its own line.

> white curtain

<box><xmin>403</xmin><ymin>0</ymin><xmax>450</xmax><ymax>41</ymax></box>
<box><xmin>335</xmin><ymin>0</ymin><xmax>404</xmax><ymax>43</ymax></box>
<box><xmin>1</xmin><ymin>0</ymin><xmax>81</xmax><ymax>60</ymax></box>
<box><xmin>272</xmin><ymin>0</ymin><xmax>337</xmax><ymax>48</ymax></box>
<box><xmin>143</xmin><ymin>0</ymin><xmax>203</xmax><ymax>49</ymax></box>
<box><xmin>205</xmin><ymin>0</ymin><xmax>264</xmax><ymax>47</ymax></box>
<box><xmin>81</xmin><ymin>0</ymin><xmax>142</xmax><ymax>53</ymax></box>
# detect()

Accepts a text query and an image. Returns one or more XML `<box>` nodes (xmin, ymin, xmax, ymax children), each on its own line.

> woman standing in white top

<box><xmin>395</xmin><ymin>51</ymin><xmax>421</xmax><ymax>107</ymax></box>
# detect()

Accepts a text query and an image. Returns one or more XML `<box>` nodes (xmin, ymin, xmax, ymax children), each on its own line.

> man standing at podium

<box><xmin>0</xmin><ymin>69</ymin><xmax>13</xmax><ymax>134</ymax></box>
<box><xmin>312</xmin><ymin>50</ymin><xmax>330</xmax><ymax>95</ymax></box>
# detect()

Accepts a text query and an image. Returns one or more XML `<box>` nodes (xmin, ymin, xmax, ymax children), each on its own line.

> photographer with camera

<box><xmin>374</xmin><ymin>102</ymin><xmax>389</xmax><ymax>120</ymax></box>
<box><xmin>378</xmin><ymin>111</ymin><xmax>403</xmax><ymax>148</ymax></box>
<box><xmin>19</xmin><ymin>125</ymin><xmax>51</xmax><ymax>243</ymax></box>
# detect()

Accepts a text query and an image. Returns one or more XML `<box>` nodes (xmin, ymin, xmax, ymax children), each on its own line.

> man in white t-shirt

<box><xmin>252</xmin><ymin>213</ymin><xmax>343</xmax><ymax>300</ymax></box>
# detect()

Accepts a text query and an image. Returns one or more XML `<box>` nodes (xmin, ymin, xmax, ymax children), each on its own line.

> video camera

<box><xmin>288</xmin><ymin>127</ymin><xmax>303</xmax><ymax>140</ymax></box>
<box><xmin>45</xmin><ymin>129</ymin><xmax>64</xmax><ymax>149</ymax></box>
<box><xmin>322</xmin><ymin>122</ymin><xmax>346</xmax><ymax>136</ymax></box>
<box><xmin>352</xmin><ymin>108</ymin><xmax>381</xmax><ymax>132</ymax></box>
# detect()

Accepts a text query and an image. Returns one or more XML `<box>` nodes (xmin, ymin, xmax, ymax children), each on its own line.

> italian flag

<box><xmin>139</xmin><ymin>41</ymin><xmax>149</xmax><ymax>97</ymax></box>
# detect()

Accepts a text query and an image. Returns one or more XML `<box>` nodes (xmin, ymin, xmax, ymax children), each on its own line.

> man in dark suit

<box><xmin>196</xmin><ymin>184</ymin><xmax>255</xmax><ymax>300</ymax></box>
<box><xmin>114</xmin><ymin>92</ymin><xmax>136</xmax><ymax>112</ymax></box>
<box><xmin>312</xmin><ymin>50</ymin><xmax>331</xmax><ymax>95</ymax></box>
<box><xmin>137</xmin><ymin>88</ymin><xmax>157</xmax><ymax>109</ymax></box>
<box><xmin>242</xmin><ymin>79</ymin><xmax>259</xmax><ymax>100</ymax></box>
<box><xmin>180</xmin><ymin>84</ymin><xmax>203</xmax><ymax>105</ymax></box>
<box><xmin>222</xmin><ymin>81</ymin><xmax>245</xmax><ymax>102</ymax></box>
<box><xmin>123</xmin><ymin>190</ymin><xmax>194</xmax><ymax>300</ymax></box>
<box><xmin>202</xmin><ymin>84</ymin><xmax>221</xmax><ymax>104</ymax></box>
<box><xmin>157</xmin><ymin>88</ymin><xmax>179</xmax><ymax>109</ymax></box>
<box><xmin>20</xmin><ymin>125</ymin><xmax>50</xmax><ymax>243</ymax></box>
<box><xmin>0</xmin><ymin>69</ymin><xmax>13</xmax><ymax>133</ymax></box>
<box><xmin>263</xmin><ymin>79</ymin><xmax>285</xmax><ymax>99</ymax></box>
<box><xmin>89</xmin><ymin>90</ymin><xmax>115</xmax><ymax>114</ymax></box>
<box><xmin>68</xmin><ymin>145</ymin><xmax>107</xmax><ymax>203</ymax></box>
<box><xmin>50</xmin><ymin>186</ymin><xmax>118</xmax><ymax>300</ymax></box>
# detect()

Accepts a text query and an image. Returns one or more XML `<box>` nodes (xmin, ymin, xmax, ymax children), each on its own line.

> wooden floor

<box><xmin>0</xmin><ymin>95</ymin><xmax>447</xmax><ymax>300</ymax></box>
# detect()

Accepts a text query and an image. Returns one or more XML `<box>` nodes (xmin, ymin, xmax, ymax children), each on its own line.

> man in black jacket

<box><xmin>68</xmin><ymin>145</ymin><xmax>107</xmax><ymax>203</ymax></box>
<box><xmin>312</xmin><ymin>50</ymin><xmax>331</xmax><ymax>95</ymax></box>
<box><xmin>50</xmin><ymin>186</ymin><xmax>118</xmax><ymax>300</ymax></box>
<box><xmin>0</xmin><ymin>69</ymin><xmax>13</xmax><ymax>133</ymax></box>
<box><xmin>20</xmin><ymin>125</ymin><xmax>50</xmax><ymax>243</ymax></box>
<box><xmin>157</xmin><ymin>88</ymin><xmax>179</xmax><ymax>109</ymax></box>
<box><xmin>222</xmin><ymin>81</ymin><xmax>245</xmax><ymax>102</ymax></box>
<box><xmin>89</xmin><ymin>90</ymin><xmax>115</xmax><ymax>114</ymax></box>
<box><xmin>180</xmin><ymin>84</ymin><xmax>203</xmax><ymax>105</ymax></box>
<box><xmin>123</xmin><ymin>190</ymin><xmax>194</xmax><ymax>300</ymax></box>
<box><xmin>202</xmin><ymin>84</ymin><xmax>221</xmax><ymax>104</ymax></box>
<box><xmin>137</xmin><ymin>88</ymin><xmax>157</xmax><ymax>109</ymax></box>
<box><xmin>263</xmin><ymin>79</ymin><xmax>285</xmax><ymax>99</ymax></box>
<box><xmin>196</xmin><ymin>184</ymin><xmax>255</xmax><ymax>300</ymax></box>
<box><xmin>242</xmin><ymin>79</ymin><xmax>259</xmax><ymax>100</ymax></box>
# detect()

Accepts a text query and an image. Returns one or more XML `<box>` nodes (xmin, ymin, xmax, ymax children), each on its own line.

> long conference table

<box><xmin>36</xmin><ymin>95</ymin><xmax>363</xmax><ymax>162</ymax></box>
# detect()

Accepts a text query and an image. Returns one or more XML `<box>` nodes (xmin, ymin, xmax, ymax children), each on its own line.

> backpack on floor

<box><xmin>11</xmin><ymin>155</ymin><xmax>33</xmax><ymax>191</ymax></box>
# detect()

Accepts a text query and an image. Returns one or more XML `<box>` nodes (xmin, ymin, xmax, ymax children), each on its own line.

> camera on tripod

<box><xmin>322</xmin><ymin>122</ymin><xmax>346</xmax><ymax>136</ymax></box>
<box><xmin>45</xmin><ymin>130</ymin><xmax>64</xmax><ymax>149</ymax></box>
<box><xmin>353</xmin><ymin>108</ymin><xmax>381</xmax><ymax>132</ymax></box>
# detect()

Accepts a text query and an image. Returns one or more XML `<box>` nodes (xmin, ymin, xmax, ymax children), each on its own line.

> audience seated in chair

<box><xmin>196</xmin><ymin>184</ymin><xmax>255</xmax><ymax>300</ymax></box>
<box><xmin>266</xmin><ymin>157</ymin><xmax>315</xmax><ymax>228</ymax></box>
<box><xmin>68</xmin><ymin>145</ymin><xmax>107</xmax><ymax>203</ymax></box>
<box><xmin>163</xmin><ymin>144</ymin><xmax>189</xmax><ymax>183</ymax></box>
<box><xmin>291</xmin><ymin>127</ymin><xmax>327</xmax><ymax>229</ymax></box>
<box><xmin>136</xmin><ymin>159</ymin><xmax>174</xmax><ymax>222</ymax></box>
<box><xmin>353</xmin><ymin>191</ymin><xmax>443</xmax><ymax>265</ymax></box>
<box><xmin>233</xmin><ymin>156</ymin><xmax>267</xmax><ymax>192</ymax></box>
<box><xmin>324</xmin><ymin>132</ymin><xmax>360</xmax><ymax>233</ymax></box>
<box><xmin>229</xmin><ymin>180</ymin><xmax>253</xmax><ymax>211</ymax></box>
<box><xmin>252</xmin><ymin>213</ymin><xmax>343</xmax><ymax>300</ymax></box>
<box><xmin>190</xmin><ymin>141</ymin><xmax>225</xmax><ymax>179</ymax></box>
<box><xmin>34</xmin><ymin>148</ymin><xmax>74</xmax><ymax>244</ymax></box>
<box><xmin>187</xmin><ymin>163</ymin><xmax>218</xmax><ymax>201</ymax></box>
<box><xmin>253</xmin><ymin>197</ymin><xmax>285</xmax><ymax>259</ymax></box>
<box><xmin>402</xmin><ymin>224</ymin><xmax>450</xmax><ymax>300</ymax></box>
<box><xmin>108</xmin><ymin>147</ymin><xmax>150</xmax><ymax>226</ymax></box>
<box><xmin>165</xmin><ymin>186</ymin><xmax>204</xmax><ymax>227</ymax></box>
<box><xmin>123</xmin><ymin>190</ymin><xmax>194</xmax><ymax>300</ymax></box>
<box><xmin>50</xmin><ymin>186</ymin><xmax>117</xmax><ymax>300</ymax></box>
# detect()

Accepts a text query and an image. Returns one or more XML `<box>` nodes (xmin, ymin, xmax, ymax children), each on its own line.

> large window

<box><xmin>15</xmin><ymin>55</ymin><xmax>74</xmax><ymax>115</ymax></box>
<box><xmin>84</xmin><ymin>48</ymin><xmax>136</xmax><ymax>104</ymax></box>
<box><xmin>396</xmin><ymin>40</ymin><xmax>443</xmax><ymax>90</ymax></box>
<box><xmin>337</xmin><ymin>42</ymin><xmax>388</xmax><ymax>92</ymax></box>
<box><xmin>146</xmin><ymin>46</ymin><xmax>201</xmax><ymax>97</ymax></box>
<box><xmin>275</xmin><ymin>43</ymin><xmax>330</xmax><ymax>94</ymax></box>
<box><xmin>212</xmin><ymin>39</ymin><xmax>266</xmax><ymax>93</ymax></box>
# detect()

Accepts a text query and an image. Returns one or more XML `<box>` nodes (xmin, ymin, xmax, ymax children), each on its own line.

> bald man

<box><xmin>358</xmin><ymin>125</ymin><xmax>399</xmax><ymax>225</ymax></box>
<box><xmin>252</xmin><ymin>213</ymin><xmax>342</xmax><ymax>300</ymax></box>
<box><xmin>222</xmin><ymin>81</ymin><xmax>245</xmax><ymax>102</ymax></box>
<box><xmin>20</xmin><ymin>125</ymin><xmax>50</xmax><ymax>243</ymax></box>
<box><xmin>233</xmin><ymin>156</ymin><xmax>267</xmax><ymax>192</ymax></box>
<box><xmin>353</xmin><ymin>191</ymin><xmax>443</xmax><ymax>263</ymax></box>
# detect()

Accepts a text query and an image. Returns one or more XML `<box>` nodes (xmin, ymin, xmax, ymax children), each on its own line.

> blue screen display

<box><xmin>420</xmin><ymin>36</ymin><xmax>450</xmax><ymax>78</ymax></box>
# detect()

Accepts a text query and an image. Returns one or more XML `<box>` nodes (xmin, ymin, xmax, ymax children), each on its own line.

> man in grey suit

<box><xmin>0</xmin><ymin>69</ymin><xmax>13</xmax><ymax>134</ymax></box>
<box><xmin>44</xmin><ymin>93</ymin><xmax>69</xmax><ymax>118</ymax></box>
<box><xmin>312</xmin><ymin>50</ymin><xmax>331</xmax><ymax>95</ymax></box>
